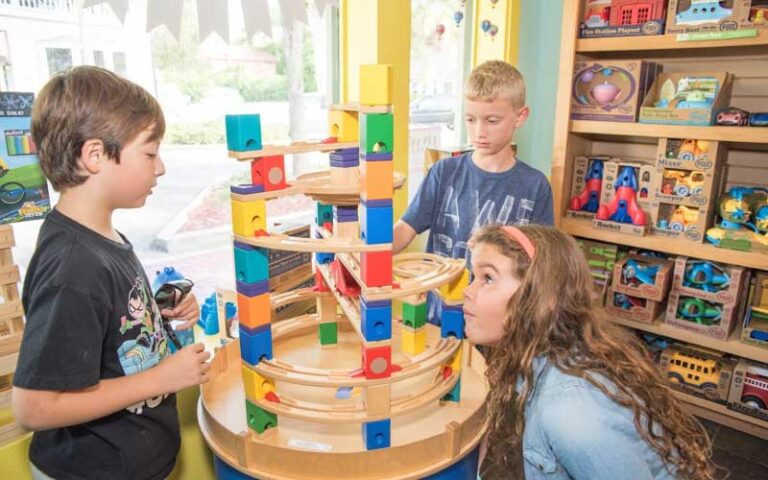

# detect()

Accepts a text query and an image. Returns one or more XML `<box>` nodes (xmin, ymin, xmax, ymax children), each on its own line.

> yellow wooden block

<box><xmin>445</xmin><ymin>344</ymin><xmax>462</xmax><ymax>373</ymax></box>
<box><xmin>360</xmin><ymin>64</ymin><xmax>393</xmax><ymax>106</ymax></box>
<box><xmin>440</xmin><ymin>268</ymin><xmax>470</xmax><ymax>302</ymax></box>
<box><xmin>242</xmin><ymin>365</ymin><xmax>275</xmax><ymax>401</ymax></box>
<box><xmin>231</xmin><ymin>199</ymin><xmax>267</xmax><ymax>237</ymax></box>
<box><xmin>401</xmin><ymin>326</ymin><xmax>426</xmax><ymax>356</ymax></box>
<box><xmin>329</xmin><ymin>110</ymin><xmax>359</xmax><ymax>142</ymax></box>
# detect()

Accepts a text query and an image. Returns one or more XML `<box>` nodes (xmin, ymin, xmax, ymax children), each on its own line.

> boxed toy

<box><xmin>571</xmin><ymin>60</ymin><xmax>661</xmax><ymax>122</ymax></box>
<box><xmin>666</xmin><ymin>0</ymin><xmax>751</xmax><ymax>34</ymax></box>
<box><xmin>639</xmin><ymin>72</ymin><xmax>734</xmax><ymax>126</ymax></box>
<box><xmin>744</xmin><ymin>1</ymin><xmax>768</xmax><ymax>29</ymax></box>
<box><xmin>664</xmin><ymin>258</ymin><xmax>749</xmax><ymax>339</ymax></box>
<box><xmin>728</xmin><ymin>358</ymin><xmax>768</xmax><ymax>421</ymax></box>
<box><xmin>579</xmin><ymin>0</ymin><xmax>667</xmax><ymax>38</ymax></box>
<box><xmin>607</xmin><ymin>287</ymin><xmax>666</xmax><ymax>324</ymax></box>
<box><xmin>577</xmin><ymin>238</ymin><xmax>621</xmax><ymax>304</ymax></box>
<box><xmin>592</xmin><ymin>160</ymin><xmax>655</xmax><ymax>236</ymax></box>
<box><xmin>659</xmin><ymin>345</ymin><xmax>736</xmax><ymax>403</ymax></box>
<box><xmin>742</xmin><ymin>271</ymin><xmax>768</xmax><ymax>349</ymax></box>
<box><xmin>613</xmin><ymin>254</ymin><xmax>673</xmax><ymax>302</ymax></box>
<box><xmin>567</xmin><ymin>156</ymin><xmax>610</xmax><ymax>220</ymax></box>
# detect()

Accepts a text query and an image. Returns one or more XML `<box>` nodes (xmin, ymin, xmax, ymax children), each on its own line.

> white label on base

<box><xmin>288</xmin><ymin>438</ymin><xmax>333</xmax><ymax>452</ymax></box>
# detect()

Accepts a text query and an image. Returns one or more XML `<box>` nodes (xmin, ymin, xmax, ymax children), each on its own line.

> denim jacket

<box><xmin>517</xmin><ymin>358</ymin><xmax>677</xmax><ymax>480</ymax></box>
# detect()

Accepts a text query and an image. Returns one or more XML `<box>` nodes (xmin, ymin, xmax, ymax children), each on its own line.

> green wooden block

<box><xmin>319</xmin><ymin>322</ymin><xmax>338</xmax><ymax>345</ymax></box>
<box><xmin>360</xmin><ymin>113</ymin><xmax>393</xmax><ymax>154</ymax></box>
<box><xmin>402</xmin><ymin>301</ymin><xmax>426</xmax><ymax>329</ymax></box>
<box><xmin>316</xmin><ymin>202</ymin><xmax>333</xmax><ymax>226</ymax></box>
<box><xmin>245</xmin><ymin>399</ymin><xmax>277</xmax><ymax>434</ymax></box>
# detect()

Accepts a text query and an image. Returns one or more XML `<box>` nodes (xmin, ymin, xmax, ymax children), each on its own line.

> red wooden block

<box><xmin>362</xmin><ymin>345</ymin><xmax>392</xmax><ymax>379</ymax></box>
<box><xmin>251</xmin><ymin>155</ymin><xmax>287</xmax><ymax>191</ymax></box>
<box><xmin>361</xmin><ymin>251</ymin><xmax>392</xmax><ymax>287</ymax></box>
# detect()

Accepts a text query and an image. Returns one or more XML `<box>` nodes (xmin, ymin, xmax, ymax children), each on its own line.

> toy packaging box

<box><xmin>579</xmin><ymin>0</ymin><xmax>668</xmax><ymax>38</ymax></box>
<box><xmin>659</xmin><ymin>344</ymin><xmax>736</xmax><ymax>404</ymax></box>
<box><xmin>612</xmin><ymin>253</ymin><xmax>674</xmax><ymax>302</ymax></box>
<box><xmin>607</xmin><ymin>286</ymin><xmax>666</xmax><ymax>324</ymax></box>
<box><xmin>743</xmin><ymin>1</ymin><xmax>768</xmax><ymax>29</ymax></box>
<box><xmin>649</xmin><ymin>138</ymin><xmax>725</xmax><ymax>243</ymax></box>
<box><xmin>728</xmin><ymin>358</ymin><xmax>768</xmax><ymax>421</ymax></box>
<box><xmin>576</xmin><ymin>238</ymin><xmax>621</xmax><ymax>304</ymax></box>
<box><xmin>664</xmin><ymin>257</ymin><xmax>749</xmax><ymax>339</ymax></box>
<box><xmin>742</xmin><ymin>271</ymin><xmax>768</xmax><ymax>349</ymax></box>
<box><xmin>666</xmin><ymin>0</ymin><xmax>752</xmax><ymax>34</ymax></box>
<box><xmin>639</xmin><ymin>72</ymin><xmax>734</xmax><ymax>126</ymax></box>
<box><xmin>567</xmin><ymin>155</ymin><xmax>612</xmax><ymax>221</ymax></box>
<box><xmin>0</xmin><ymin>92</ymin><xmax>51</xmax><ymax>225</ymax></box>
<box><xmin>571</xmin><ymin>60</ymin><xmax>662</xmax><ymax>122</ymax></box>
<box><xmin>592</xmin><ymin>160</ymin><xmax>656</xmax><ymax>236</ymax></box>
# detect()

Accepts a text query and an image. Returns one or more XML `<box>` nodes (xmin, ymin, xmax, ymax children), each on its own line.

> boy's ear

<box><xmin>79</xmin><ymin>139</ymin><xmax>106</xmax><ymax>174</ymax></box>
<box><xmin>514</xmin><ymin>106</ymin><xmax>530</xmax><ymax>128</ymax></box>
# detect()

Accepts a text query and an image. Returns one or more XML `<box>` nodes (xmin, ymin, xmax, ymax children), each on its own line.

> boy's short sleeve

<box><xmin>401</xmin><ymin>161</ymin><xmax>443</xmax><ymax>234</ymax></box>
<box><xmin>13</xmin><ymin>286</ymin><xmax>107</xmax><ymax>391</ymax></box>
<box><xmin>532</xmin><ymin>180</ymin><xmax>554</xmax><ymax>226</ymax></box>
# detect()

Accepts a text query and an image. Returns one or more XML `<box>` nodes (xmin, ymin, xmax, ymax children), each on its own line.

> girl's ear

<box><xmin>79</xmin><ymin>139</ymin><xmax>106</xmax><ymax>174</ymax></box>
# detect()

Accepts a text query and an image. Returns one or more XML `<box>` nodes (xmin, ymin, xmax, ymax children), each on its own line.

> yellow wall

<box><xmin>341</xmin><ymin>0</ymin><xmax>411</xmax><ymax>217</ymax></box>
<box><xmin>472</xmin><ymin>0</ymin><xmax>520</xmax><ymax>66</ymax></box>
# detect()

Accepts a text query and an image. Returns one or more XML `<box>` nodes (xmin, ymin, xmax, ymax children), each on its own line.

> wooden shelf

<box><xmin>674</xmin><ymin>391</ymin><xmax>768</xmax><ymax>441</ymax></box>
<box><xmin>570</xmin><ymin>120</ymin><xmax>768</xmax><ymax>144</ymax></box>
<box><xmin>577</xmin><ymin>30</ymin><xmax>768</xmax><ymax>54</ymax></box>
<box><xmin>561</xmin><ymin>217</ymin><xmax>768</xmax><ymax>270</ymax></box>
<box><xmin>610</xmin><ymin>316</ymin><xmax>768</xmax><ymax>365</ymax></box>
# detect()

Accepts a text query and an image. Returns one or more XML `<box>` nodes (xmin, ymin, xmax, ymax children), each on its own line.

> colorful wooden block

<box><xmin>245</xmin><ymin>399</ymin><xmax>277</xmax><ymax>434</ymax></box>
<box><xmin>226</xmin><ymin>114</ymin><xmax>262</xmax><ymax>152</ymax></box>
<box><xmin>239</xmin><ymin>325</ymin><xmax>273</xmax><ymax>366</ymax></box>
<box><xmin>316</xmin><ymin>202</ymin><xmax>334</xmax><ymax>226</ymax></box>
<box><xmin>318</xmin><ymin>322</ymin><xmax>338</xmax><ymax>346</ymax></box>
<box><xmin>362</xmin><ymin>419</ymin><xmax>391</xmax><ymax>450</ymax></box>
<box><xmin>237</xmin><ymin>292</ymin><xmax>271</xmax><ymax>330</ymax></box>
<box><xmin>402</xmin><ymin>300</ymin><xmax>427</xmax><ymax>329</ymax></box>
<box><xmin>439</xmin><ymin>268</ymin><xmax>470</xmax><ymax>303</ymax></box>
<box><xmin>361</xmin><ymin>251</ymin><xmax>393</xmax><ymax>288</ymax></box>
<box><xmin>360</xmin><ymin>64</ymin><xmax>393</xmax><ymax>106</ymax></box>
<box><xmin>362</xmin><ymin>345</ymin><xmax>392</xmax><ymax>379</ymax></box>
<box><xmin>231</xmin><ymin>199</ymin><xmax>267</xmax><ymax>237</ymax></box>
<box><xmin>234</xmin><ymin>242</ymin><xmax>269</xmax><ymax>284</ymax></box>
<box><xmin>360</xmin><ymin>201</ymin><xmax>393</xmax><ymax>245</ymax></box>
<box><xmin>445</xmin><ymin>345</ymin><xmax>462</xmax><ymax>373</ymax></box>
<box><xmin>251</xmin><ymin>155</ymin><xmax>286</xmax><ymax>191</ymax></box>
<box><xmin>440</xmin><ymin>304</ymin><xmax>465</xmax><ymax>339</ymax></box>
<box><xmin>360</xmin><ymin>160</ymin><xmax>394</xmax><ymax>200</ymax></box>
<box><xmin>360</xmin><ymin>113</ymin><xmax>394</xmax><ymax>154</ymax></box>
<box><xmin>328</xmin><ymin>109</ymin><xmax>359</xmax><ymax>142</ymax></box>
<box><xmin>361</xmin><ymin>298</ymin><xmax>392</xmax><ymax>342</ymax></box>
<box><xmin>242</xmin><ymin>365</ymin><xmax>275</xmax><ymax>401</ymax></box>
<box><xmin>315</xmin><ymin>252</ymin><xmax>335</xmax><ymax>265</ymax></box>
<box><xmin>401</xmin><ymin>326</ymin><xmax>427</xmax><ymax>356</ymax></box>
<box><xmin>441</xmin><ymin>377</ymin><xmax>461</xmax><ymax>403</ymax></box>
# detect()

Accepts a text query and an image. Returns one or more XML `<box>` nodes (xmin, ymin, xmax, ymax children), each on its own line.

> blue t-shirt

<box><xmin>401</xmin><ymin>152</ymin><xmax>554</xmax><ymax>323</ymax></box>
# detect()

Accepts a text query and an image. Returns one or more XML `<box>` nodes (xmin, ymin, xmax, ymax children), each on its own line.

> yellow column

<box><xmin>340</xmin><ymin>0</ymin><xmax>411</xmax><ymax>217</ymax></box>
<box><xmin>472</xmin><ymin>0</ymin><xmax>520</xmax><ymax>66</ymax></box>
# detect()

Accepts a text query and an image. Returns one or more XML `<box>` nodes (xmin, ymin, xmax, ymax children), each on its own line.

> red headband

<box><xmin>502</xmin><ymin>226</ymin><xmax>536</xmax><ymax>260</ymax></box>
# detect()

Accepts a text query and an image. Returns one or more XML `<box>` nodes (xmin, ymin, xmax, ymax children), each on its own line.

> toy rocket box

<box><xmin>566</xmin><ymin>155</ymin><xmax>612</xmax><ymax>221</ymax></box>
<box><xmin>666</xmin><ymin>0</ymin><xmax>752</xmax><ymax>34</ymax></box>
<box><xmin>612</xmin><ymin>254</ymin><xmax>673</xmax><ymax>302</ymax></box>
<box><xmin>571</xmin><ymin>60</ymin><xmax>661</xmax><ymax>122</ymax></box>
<box><xmin>659</xmin><ymin>344</ymin><xmax>736</xmax><ymax>404</ymax></box>
<box><xmin>0</xmin><ymin>92</ymin><xmax>51</xmax><ymax>225</ymax></box>
<box><xmin>639</xmin><ymin>72</ymin><xmax>734</xmax><ymax>126</ymax></box>
<box><xmin>727</xmin><ymin>359</ymin><xmax>768</xmax><ymax>422</ymax></box>
<box><xmin>606</xmin><ymin>286</ymin><xmax>666</xmax><ymax>324</ymax></box>
<box><xmin>592</xmin><ymin>160</ymin><xmax>655</xmax><ymax>236</ymax></box>
<box><xmin>579</xmin><ymin>0</ymin><xmax>668</xmax><ymax>38</ymax></box>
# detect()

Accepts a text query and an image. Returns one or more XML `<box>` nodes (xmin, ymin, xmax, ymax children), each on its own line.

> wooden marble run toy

<box><xmin>201</xmin><ymin>65</ymin><xmax>488</xmax><ymax>480</ymax></box>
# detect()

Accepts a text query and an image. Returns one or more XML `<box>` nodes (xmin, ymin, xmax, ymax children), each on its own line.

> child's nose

<box><xmin>155</xmin><ymin>156</ymin><xmax>166</xmax><ymax>177</ymax></box>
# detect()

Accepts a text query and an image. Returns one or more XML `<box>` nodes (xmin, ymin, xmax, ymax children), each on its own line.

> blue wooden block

<box><xmin>440</xmin><ymin>303</ymin><xmax>465</xmax><ymax>339</ymax></box>
<box><xmin>360</xmin><ymin>298</ymin><xmax>392</xmax><ymax>342</ymax></box>
<box><xmin>362</xmin><ymin>419</ymin><xmax>391</xmax><ymax>450</ymax></box>
<box><xmin>234</xmin><ymin>242</ymin><xmax>269</xmax><ymax>284</ymax></box>
<box><xmin>240</xmin><ymin>325</ymin><xmax>273</xmax><ymax>366</ymax></box>
<box><xmin>442</xmin><ymin>377</ymin><xmax>461</xmax><ymax>403</ymax></box>
<box><xmin>315</xmin><ymin>252</ymin><xmax>335</xmax><ymax>264</ymax></box>
<box><xmin>360</xmin><ymin>200</ymin><xmax>393</xmax><ymax>245</ymax></box>
<box><xmin>226</xmin><ymin>114</ymin><xmax>262</xmax><ymax>152</ymax></box>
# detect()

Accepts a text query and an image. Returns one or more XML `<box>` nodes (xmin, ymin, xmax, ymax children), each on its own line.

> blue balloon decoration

<box><xmin>454</xmin><ymin>11</ymin><xmax>464</xmax><ymax>25</ymax></box>
<box><xmin>481</xmin><ymin>20</ymin><xmax>492</xmax><ymax>32</ymax></box>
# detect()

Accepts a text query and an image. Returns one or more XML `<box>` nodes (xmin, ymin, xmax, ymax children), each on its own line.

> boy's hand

<box><xmin>158</xmin><ymin>343</ymin><xmax>211</xmax><ymax>392</ymax></box>
<box><xmin>161</xmin><ymin>293</ymin><xmax>199</xmax><ymax>330</ymax></box>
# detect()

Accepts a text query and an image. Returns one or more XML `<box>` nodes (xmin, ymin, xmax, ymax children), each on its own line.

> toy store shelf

<box><xmin>611</xmin><ymin>317</ymin><xmax>768</xmax><ymax>365</ymax></box>
<box><xmin>570</xmin><ymin>121</ymin><xmax>768</xmax><ymax>144</ymax></box>
<box><xmin>561</xmin><ymin>218</ymin><xmax>768</xmax><ymax>271</ymax></box>
<box><xmin>674</xmin><ymin>392</ymin><xmax>768</xmax><ymax>441</ymax></box>
<box><xmin>576</xmin><ymin>30</ymin><xmax>768</xmax><ymax>54</ymax></box>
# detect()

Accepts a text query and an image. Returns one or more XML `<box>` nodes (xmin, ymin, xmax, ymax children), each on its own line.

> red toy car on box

<box><xmin>742</xmin><ymin>372</ymin><xmax>768</xmax><ymax>410</ymax></box>
<box><xmin>716</xmin><ymin>107</ymin><xmax>750</xmax><ymax>126</ymax></box>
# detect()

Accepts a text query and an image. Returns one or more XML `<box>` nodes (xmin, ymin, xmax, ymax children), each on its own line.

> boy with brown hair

<box><xmin>12</xmin><ymin>66</ymin><xmax>210</xmax><ymax>480</ymax></box>
<box><xmin>394</xmin><ymin>60</ymin><xmax>553</xmax><ymax>324</ymax></box>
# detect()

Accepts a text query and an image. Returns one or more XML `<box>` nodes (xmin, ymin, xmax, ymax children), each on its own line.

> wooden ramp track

<box><xmin>234</xmin><ymin>232</ymin><xmax>392</xmax><ymax>253</ymax></box>
<box><xmin>228</xmin><ymin>140</ymin><xmax>358</xmax><ymax>160</ymax></box>
<box><xmin>330</xmin><ymin>102</ymin><xmax>393</xmax><ymax>114</ymax></box>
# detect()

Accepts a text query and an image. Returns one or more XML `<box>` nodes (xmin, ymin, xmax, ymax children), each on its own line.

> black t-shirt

<box><xmin>13</xmin><ymin>209</ymin><xmax>179</xmax><ymax>480</ymax></box>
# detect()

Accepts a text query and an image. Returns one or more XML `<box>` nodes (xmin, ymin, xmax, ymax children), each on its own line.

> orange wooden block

<box><xmin>237</xmin><ymin>292</ymin><xmax>272</xmax><ymax>330</ymax></box>
<box><xmin>361</xmin><ymin>160</ymin><xmax>393</xmax><ymax>200</ymax></box>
